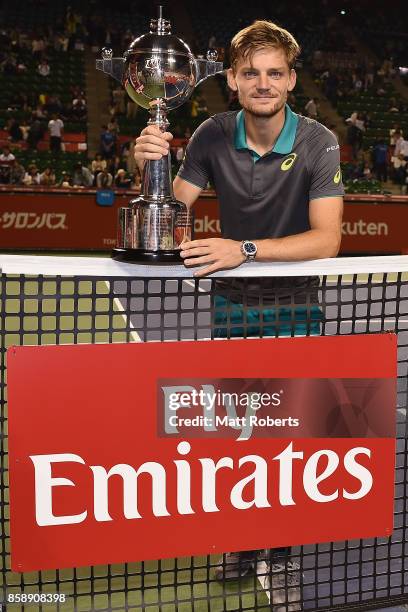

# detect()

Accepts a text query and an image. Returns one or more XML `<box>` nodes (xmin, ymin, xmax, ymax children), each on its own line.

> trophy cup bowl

<box><xmin>96</xmin><ymin>7</ymin><xmax>223</xmax><ymax>263</ymax></box>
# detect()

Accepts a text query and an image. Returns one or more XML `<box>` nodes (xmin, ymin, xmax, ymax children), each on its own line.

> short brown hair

<box><xmin>230</xmin><ymin>20</ymin><xmax>301</xmax><ymax>72</ymax></box>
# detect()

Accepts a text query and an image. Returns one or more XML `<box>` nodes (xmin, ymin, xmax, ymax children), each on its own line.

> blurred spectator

<box><xmin>346</xmin><ymin>115</ymin><xmax>363</xmax><ymax>160</ymax></box>
<box><xmin>305</xmin><ymin>97</ymin><xmax>319</xmax><ymax>119</ymax></box>
<box><xmin>40</xmin><ymin>167</ymin><xmax>56</xmax><ymax>186</ymax></box>
<box><xmin>96</xmin><ymin>168</ymin><xmax>113</xmax><ymax>188</ymax></box>
<box><xmin>71</xmin><ymin>85</ymin><xmax>85</xmax><ymax>100</ymax></box>
<box><xmin>372</xmin><ymin>140</ymin><xmax>389</xmax><ymax>182</ymax></box>
<box><xmin>100</xmin><ymin>126</ymin><xmax>116</xmax><ymax>159</ymax></box>
<box><xmin>390</xmin><ymin>125</ymin><xmax>403</xmax><ymax>146</ymax></box>
<box><xmin>109</xmin><ymin>154</ymin><xmax>125</xmax><ymax>176</ymax></box>
<box><xmin>32</xmin><ymin>104</ymin><xmax>47</xmax><ymax>120</ymax></box>
<box><xmin>2</xmin><ymin>54</ymin><xmax>17</xmax><ymax>75</ymax></box>
<box><xmin>388</xmin><ymin>97</ymin><xmax>399</xmax><ymax>113</ymax></box>
<box><xmin>72</xmin><ymin>94</ymin><xmax>87</xmax><ymax>119</ymax></box>
<box><xmin>351</xmin><ymin>72</ymin><xmax>363</xmax><ymax>92</ymax></box>
<box><xmin>107</xmin><ymin>116</ymin><xmax>120</xmax><ymax>137</ymax></box>
<box><xmin>22</xmin><ymin>164</ymin><xmax>41</xmax><ymax>186</ymax></box>
<box><xmin>121</xmin><ymin>140</ymin><xmax>137</xmax><ymax>175</ymax></box>
<box><xmin>73</xmin><ymin>37</ymin><xmax>85</xmax><ymax>52</ymax></box>
<box><xmin>9</xmin><ymin>160</ymin><xmax>25</xmax><ymax>185</ymax></box>
<box><xmin>61</xmin><ymin>33</ymin><xmax>70</xmax><ymax>52</ymax></box>
<box><xmin>28</xmin><ymin>118</ymin><xmax>46</xmax><ymax>150</ymax></box>
<box><xmin>0</xmin><ymin>146</ymin><xmax>16</xmax><ymax>184</ymax></box>
<box><xmin>32</xmin><ymin>36</ymin><xmax>46</xmax><ymax>60</ymax></box>
<box><xmin>175</xmin><ymin>146</ymin><xmax>185</xmax><ymax>164</ymax></box>
<box><xmin>72</xmin><ymin>162</ymin><xmax>94</xmax><ymax>187</ymax></box>
<box><xmin>66</xmin><ymin>7</ymin><xmax>81</xmax><ymax>39</ymax></box>
<box><xmin>48</xmin><ymin>114</ymin><xmax>64</xmax><ymax>154</ymax></box>
<box><xmin>355</xmin><ymin>113</ymin><xmax>365</xmax><ymax>132</ymax></box>
<box><xmin>19</xmin><ymin>120</ymin><xmax>30</xmax><ymax>141</ymax></box>
<box><xmin>133</xmin><ymin>167</ymin><xmax>142</xmax><ymax>190</ymax></box>
<box><xmin>395</xmin><ymin>137</ymin><xmax>408</xmax><ymax>158</ymax></box>
<box><xmin>58</xmin><ymin>171</ymin><xmax>72</xmax><ymax>188</ymax></box>
<box><xmin>91</xmin><ymin>153</ymin><xmax>107</xmax><ymax>175</ymax></box>
<box><xmin>112</xmin><ymin>86</ymin><xmax>126</xmax><ymax>115</ymax></box>
<box><xmin>45</xmin><ymin>95</ymin><xmax>63</xmax><ymax>116</ymax></box>
<box><xmin>364</xmin><ymin>62</ymin><xmax>375</xmax><ymax>90</ymax></box>
<box><xmin>37</xmin><ymin>59</ymin><xmax>51</xmax><ymax>77</ymax></box>
<box><xmin>362</xmin><ymin>162</ymin><xmax>373</xmax><ymax>179</ymax></box>
<box><xmin>114</xmin><ymin>169</ymin><xmax>132</xmax><ymax>189</ymax></box>
<box><xmin>391</xmin><ymin>154</ymin><xmax>407</xmax><ymax>186</ymax></box>
<box><xmin>7</xmin><ymin>118</ymin><xmax>23</xmax><ymax>142</ymax></box>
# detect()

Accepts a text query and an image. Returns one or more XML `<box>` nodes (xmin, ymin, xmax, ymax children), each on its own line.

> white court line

<box><xmin>256</xmin><ymin>560</ymin><xmax>271</xmax><ymax>604</ymax></box>
<box><xmin>109</xmin><ymin>285</ymin><xmax>141</xmax><ymax>343</ymax></box>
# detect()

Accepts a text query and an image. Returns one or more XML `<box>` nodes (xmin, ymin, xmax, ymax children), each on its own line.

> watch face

<box><xmin>244</xmin><ymin>242</ymin><xmax>257</xmax><ymax>255</ymax></box>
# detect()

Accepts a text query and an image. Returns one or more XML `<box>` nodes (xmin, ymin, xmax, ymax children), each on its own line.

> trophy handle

<box><xmin>195</xmin><ymin>58</ymin><xmax>224</xmax><ymax>86</ymax></box>
<box><xmin>96</xmin><ymin>56</ymin><xmax>126</xmax><ymax>82</ymax></box>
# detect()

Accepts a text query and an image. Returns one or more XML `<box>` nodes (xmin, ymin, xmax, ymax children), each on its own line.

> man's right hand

<box><xmin>134</xmin><ymin>125</ymin><xmax>173</xmax><ymax>173</ymax></box>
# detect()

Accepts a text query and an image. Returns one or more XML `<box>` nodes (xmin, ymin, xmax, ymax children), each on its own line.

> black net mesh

<box><xmin>0</xmin><ymin>271</ymin><xmax>407</xmax><ymax>611</ymax></box>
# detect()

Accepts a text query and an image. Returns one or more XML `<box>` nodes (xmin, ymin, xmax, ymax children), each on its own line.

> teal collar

<box><xmin>234</xmin><ymin>104</ymin><xmax>299</xmax><ymax>160</ymax></box>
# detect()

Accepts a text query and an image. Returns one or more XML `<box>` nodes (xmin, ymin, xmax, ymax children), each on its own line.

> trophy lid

<box><xmin>125</xmin><ymin>6</ymin><xmax>193</xmax><ymax>61</ymax></box>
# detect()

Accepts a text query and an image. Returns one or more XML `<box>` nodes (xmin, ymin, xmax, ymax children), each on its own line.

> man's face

<box><xmin>227</xmin><ymin>47</ymin><xmax>296</xmax><ymax>118</ymax></box>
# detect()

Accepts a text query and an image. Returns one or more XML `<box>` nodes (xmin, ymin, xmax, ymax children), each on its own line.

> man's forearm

<box><xmin>254</xmin><ymin>229</ymin><xmax>341</xmax><ymax>262</ymax></box>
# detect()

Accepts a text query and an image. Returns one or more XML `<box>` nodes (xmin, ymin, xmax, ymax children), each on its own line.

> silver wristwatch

<box><xmin>241</xmin><ymin>240</ymin><xmax>258</xmax><ymax>261</ymax></box>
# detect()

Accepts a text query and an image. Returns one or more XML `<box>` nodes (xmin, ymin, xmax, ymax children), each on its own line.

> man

<box><xmin>134</xmin><ymin>19</ymin><xmax>343</xmax><ymax>584</ymax></box>
<box><xmin>372</xmin><ymin>139</ymin><xmax>389</xmax><ymax>183</ymax></box>
<box><xmin>0</xmin><ymin>146</ymin><xmax>16</xmax><ymax>184</ymax></box>
<box><xmin>72</xmin><ymin>162</ymin><xmax>94</xmax><ymax>188</ymax></box>
<box><xmin>100</xmin><ymin>126</ymin><xmax>116</xmax><ymax>159</ymax></box>
<box><xmin>304</xmin><ymin>96</ymin><xmax>319</xmax><ymax>119</ymax></box>
<box><xmin>48</xmin><ymin>113</ymin><xmax>64</xmax><ymax>154</ymax></box>
<box><xmin>96</xmin><ymin>167</ymin><xmax>113</xmax><ymax>188</ymax></box>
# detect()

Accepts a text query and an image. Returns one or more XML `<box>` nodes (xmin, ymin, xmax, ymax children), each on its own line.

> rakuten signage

<box><xmin>8</xmin><ymin>335</ymin><xmax>396</xmax><ymax>571</ymax></box>
<box><xmin>1</xmin><ymin>190</ymin><xmax>408</xmax><ymax>252</ymax></box>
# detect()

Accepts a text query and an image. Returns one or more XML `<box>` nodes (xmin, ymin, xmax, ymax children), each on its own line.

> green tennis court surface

<box><xmin>3</xmin><ymin>558</ymin><xmax>275</xmax><ymax>611</ymax></box>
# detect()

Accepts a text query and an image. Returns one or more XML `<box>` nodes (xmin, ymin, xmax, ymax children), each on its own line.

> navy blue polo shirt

<box><xmin>178</xmin><ymin>105</ymin><xmax>344</xmax><ymax>241</ymax></box>
<box><xmin>177</xmin><ymin>105</ymin><xmax>344</xmax><ymax>305</ymax></box>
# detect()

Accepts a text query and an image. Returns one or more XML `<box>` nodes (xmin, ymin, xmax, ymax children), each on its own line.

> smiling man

<box><xmin>135</xmin><ymin>20</ymin><xmax>343</xmax><ymax>277</ymax></box>
<box><xmin>134</xmin><ymin>19</ymin><xmax>344</xmax><ymax>586</ymax></box>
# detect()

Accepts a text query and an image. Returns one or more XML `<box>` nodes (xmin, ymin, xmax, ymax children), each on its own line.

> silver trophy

<box><xmin>96</xmin><ymin>6</ymin><xmax>223</xmax><ymax>262</ymax></box>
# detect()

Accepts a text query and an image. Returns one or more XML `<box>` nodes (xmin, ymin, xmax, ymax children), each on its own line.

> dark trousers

<box><xmin>50</xmin><ymin>136</ymin><xmax>62</xmax><ymax>154</ymax></box>
<box><xmin>375</xmin><ymin>162</ymin><xmax>388</xmax><ymax>182</ymax></box>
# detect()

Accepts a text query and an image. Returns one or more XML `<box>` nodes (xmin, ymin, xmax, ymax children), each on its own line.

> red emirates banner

<box><xmin>8</xmin><ymin>334</ymin><xmax>396</xmax><ymax>572</ymax></box>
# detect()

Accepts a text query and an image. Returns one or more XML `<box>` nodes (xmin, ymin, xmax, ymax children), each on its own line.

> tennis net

<box><xmin>0</xmin><ymin>254</ymin><xmax>407</xmax><ymax>612</ymax></box>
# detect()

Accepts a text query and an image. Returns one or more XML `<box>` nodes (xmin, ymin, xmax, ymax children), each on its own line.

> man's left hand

<box><xmin>180</xmin><ymin>238</ymin><xmax>246</xmax><ymax>277</ymax></box>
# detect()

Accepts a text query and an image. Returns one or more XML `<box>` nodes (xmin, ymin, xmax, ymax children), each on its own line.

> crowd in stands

<box><xmin>309</xmin><ymin>21</ymin><xmax>408</xmax><ymax>194</ymax></box>
<box><xmin>0</xmin><ymin>143</ymin><xmax>142</xmax><ymax>190</ymax></box>
<box><xmin>1</xmin><ymin>0</ymin><xmax>408</xmax><ymax>196</ymax></box>
<box><xmin>0</xmin><ymin>14</ymin><xmax>88</xmax><ymax>120</ymax></box>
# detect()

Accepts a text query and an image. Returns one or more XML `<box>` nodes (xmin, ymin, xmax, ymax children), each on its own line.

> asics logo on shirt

<box><xmin>280</xmin><ymin>153</ymin><xmax>297</xmax><ymax>171</ymax></box>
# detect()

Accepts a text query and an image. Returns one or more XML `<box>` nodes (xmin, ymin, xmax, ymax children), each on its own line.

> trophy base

<box><xmin>111</xmin><ymin>248</ymin><xmax>183</xmax><ymax>264</ymax></box>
